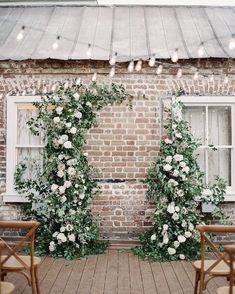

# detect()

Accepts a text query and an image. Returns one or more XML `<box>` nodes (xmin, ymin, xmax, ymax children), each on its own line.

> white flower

<box><xmin>66</xmin><ymin>224</ymin><xmax>74</xmax><ymax>231</ymax></box>
<box><xmin>202</xmin><ymin>189</ymin><xmax>213</xmax><ymax>196</ymax></box>
<box><xmin>70</xmin><ymin>127</ymin><xmax>77</xmax><ymax>134</ymax></box>
<box><xmin>179</xmin><ymin>161</ymin><xmax>186</xmax><ymax>168</ymax></box>
<box><xmin>74</xmin><ymin>111</ymin><xmax>82</xmax><ymax>119</ymax></box>
<box><xmin>66</xmin><ymin>122</ymin><xmax>72</xmax><ymax>128</ymax></box>
<box><xmin>59</xmin><ymin>186</ymin><xmax>66</xmax><ymax>194</ymax></box>
<box><xmin>60</xmin><ymin>226</ymin><xmax>66</xmax><ymax>232</ymax></box>
<box><xmin>53</xmin><ymin>117</ymin><xmax>60</xmax><ymax>124</ymax></box>
<box><xmin>68</xmin><ymin>234</ymin><xmax>76</xmax><ymax>242</ymax></box>
<box><xmin>185</xmin><ymin>231</ymin><xmax>192</xmax><ymax>238</ymax></box>
<box><xmin>163</xmin><ymin>224</ymin><xmax>169</xmax><ymax>231</ymax></box>
<box><xmin>163</xmin><ymin>234</ymin><xmax>169</xmax><ymax>244</ymax></box>
<box><xmin>57</xmin><ymin>233</ymin><xmax>67</xmax><ymax>243</ymax></box>
<box><xmin>53</xmin><ymin>95</ymin><xmax>59</xmax><ymax>102</ymax></box>
<box><xmin>174</xmin><ymin>241</ymin><xmax>180</xmax><ymax>248</ymax></box>
<box><xmin>61</xmin><ymin>195</ymin><xmax>67</xmax><ymax>203</ymax></box>
<box><xmin>69</xmin><ymin>209</ymin><xmax>76</xmax><ymax>215</ymax></box>
<box><xmin>173</xmin><ymin>154</ymin><xmax>183</xmax><ymax>162</ymax></box>
<box><xmin>64</xmin><ymin>141</ymin><xmax>72</xmax><ymax>149</ymax></box>
<box><xmin>59</xmin><ymin>135</ymin><xmax>68</xmax><ymax>144</ymax></box>
<box><xmin>86</xmin><ymin>102</ymin><xmax>92</xmax><ymax>108</ymax></box>
<box><xmin>165</xmin><ymin>138</ymin><xmax>172</xmax><ymax>144</ymax></box>
<box><xmin>85</xmin><ymin>227</ymin><xmax>90</xmax><ymax>231</ymax></box>
<box><xmin>172</xmin><ymin>213</ymin><xmax>179</xmax><ymax>221</ymax></box>
<box><xmin>57</xmin><ymin>170</ymin><xmax>64</xmax><ymax>178</ymax></box>
<box><xmin>178</xmin><ymin>235</ymin><xmax>186</xmax><ymax>243</ymax></box>
<box><xmin>177</xmin><ymin>190</ymin><xmax>184</xmax><ymax>197</ymax></box>
<box><xmin>182</xmin><ymin>166</ymin><xmax>190</xmax><ymax>174</ymax></box>
<box><xmin>49</xmin><ymin>241</ymin><xmax>56</xmax><ymax>252</ymax></box>
<box><xmin>84</xmin><ymin>152</ymin><xmax>88</xmax><ymax>157</ymax></box>
<box><xmin>181</xmin><ymin>174</ymin><xmax>186</xmax><ymax>181</ymax></box>
<box><xmin>175</xmin><ymin>206</ymin><xmax>180</xmax><ymax>212</ymax></box>
<box><xmin>179</xmin><ymin>254</ymin><xmax>185</xmax><ymax>260</ymax></box>
<box><xmin>165</xmin><ymin>156</ymin><xmax>172</xmax><ymax>163</ymax></box>
<box><xmin>175</xmin><ymin>133</ymin><xmax>182</xmax><ymax>139</ymax></box>
<box><xmin>163</xmin><ymin>164</ymin><xmax>172</xmax><ymax>171</ymax></box>
<box><xmin>64</xmin><ymin>181</ymin><xmax>72</xmax><ymax>188</ymax></box>
<box><xmin>182</xmin><ymin>220</ymin><xmax>187</xmax><ymax>227</ymax></box>
<box><xmin>168</xmin><ymin>179</ymin><xmax>178</xmax><ymax>186</ymax></box>
<box><xmin>189</xmin><ymin>223</ymin><xmax>194</xmax><ymax>231</ymax></box>
<box><xmin>51</xmin><ymin>184</ymin><xmax>58</xmax><ymax>192</ymax></box>
<box><xmin>173</xmin><ymin>170</ymin><xmax>179</xmax><ymax>177</ymax></box>
<box><xmin>56</xmin><ymin>106</ymin><xmax>63</xmax><ymax>115</ymax></box>
<box><xmin>167</xmin><ymin>202</ymin><xmax>175</xmax><ymax>214</ymax></box>
<box><xmin>73</xmin><ymin>92</ymin><xmax>80</xmax><ymax>100</ymax></box>
<box><xmin>68</xmin><ymin>167</ymin><xmax>76</xmax><ymax>177</ymax></box>
<box><xmin>168</xmin><ymin>247</ymin><xmax>176</xmax><ymax>255</ymax></box>
<box><xmin>58</xmin><ymin>154</ymin><xmax>64</xmax><ymax>160</ymax></box>
<box><xmin>150</xmin><ymin>234</ymin><xmax>156</xmax><ymax>241</ymax></box>
<box><xmin>172</xmin><ymin>124</ymin><xmax>177</xmax><ymax>129</ymax></box>
<box><xmin>52</xmin><ymin>231</ymin><xmax>59</xmax><ymax>238</ymax></box>
<box><xmin>79</xmin><ymin>193</ymin><xmax>85</xmax><ymax>200</ymax></box>
<box><xmin>58</xmin><ymin>163</ymin><xmax>65</xmax><ymax>171</ymax></box>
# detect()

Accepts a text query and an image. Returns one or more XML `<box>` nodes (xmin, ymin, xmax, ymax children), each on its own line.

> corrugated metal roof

<box><xmin>0</xmin><ymin>6</ymin><xmax>234</xmax><ymax>61</ymax></box>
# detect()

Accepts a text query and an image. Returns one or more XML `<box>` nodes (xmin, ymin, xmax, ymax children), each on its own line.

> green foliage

<box><xmin>14</xmin><ymin>81</ymin><xmax>130</xmax><ymax>259</ymax></box>
<box><xmin>134</xmin><ymin>93</ymin><xmax>226</xmax><ymax>261</ymax></box>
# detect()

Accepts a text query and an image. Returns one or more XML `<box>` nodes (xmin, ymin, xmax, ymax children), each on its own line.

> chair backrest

<box><xmin>0</xmin><ymin>221</ymin><xmax>40</xmax><ymax>270</ymax></box>
<box><xmin>223</xmin><ymin>245</ymin><xmax>235</xmax><ymax>294</ymax></box>
<box><xmin>196</xmin><ymin>225</ymin><xmax>235</xmax><ymax>276</ymax></box>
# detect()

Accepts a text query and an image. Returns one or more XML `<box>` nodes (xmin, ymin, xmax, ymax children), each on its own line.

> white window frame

<box><xmin>180</xmin><ymin>96</ymin><xmax>235</xmax><ymax>202</ymax></box>
<box><xmin>3</xmin><ymin>95</ymin><xmax>42</xmax><ymax>202</ymax></box>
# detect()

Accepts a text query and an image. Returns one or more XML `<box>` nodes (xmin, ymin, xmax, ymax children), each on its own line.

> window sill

<box><xmin>2</xmin><ymin>194</ymin><xmax>28</xmax><ymax>203</ymax></box>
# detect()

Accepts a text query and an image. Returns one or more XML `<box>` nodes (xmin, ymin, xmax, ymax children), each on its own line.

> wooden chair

<box><xmin>0</xmin><ymin>221</ymin><xmax>41</xmax><ymax>294</ymax></box>
<box><xmin>0</xmin><ymin>241</ymin><xmax>15</xmax><ymax>294</ymax></box>
<box><xmin>193</xmin><ymin>225</ymin><xmax>235</xmax><ymax>294</ymax></box>
<box><xmin>217</xmin><ymin>245</ymin><xmax>235</xmax><ymax>294</ymax></box>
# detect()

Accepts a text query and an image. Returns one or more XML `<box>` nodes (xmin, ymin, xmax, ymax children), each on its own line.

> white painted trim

<box><xmin>180</xmin><ymin>96</ymin><xmax>235</xmax><ymax>104</ymax></box>
<box><xmin>2</xmin><ymin>194</ymin><xmax>28</xmax><ymax>203</ymax></box>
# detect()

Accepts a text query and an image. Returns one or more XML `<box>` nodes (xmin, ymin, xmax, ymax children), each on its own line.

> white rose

<box><xmin>59</xmin><ymin>186</ymin><xmax>66</xmax><ymax>195</ymax></box>
<box><xmin>68</xmin><ymin>234</ymin><xmax>76</xmax><ymax>242</ymax></box>
<box><xmin>150</xmin><ymin>234</ymin><xmax>156</xmax><ymax>241</ymax></box>
<box><xmin>49</xmin><ymin>241</ymin><xmax>56</xmax><ymax>252</ymax></box>
<box><xmin>74</xmin><ymin>111</ymin><xmax>82</xmax><ymax>119</ymax></box>
<box><xmin>56</xmin><ymin>106</ymin><xmax>63</xmax><ymax>115</ymax></box>
<box><xmin>66</xmin><ymin>122</ymin><xmax>72</xmax><ymax>128</ymax></box>
<box><xmin>167</xmin><ymin>202</ymin><xmax>175</xmax><ymax>214</ymax></box>
<box><xmin>68</xmin><ymin>167</ymin><xmax>76</xmax><ymax>177</ymax></box>
<box><xmin>179</xmin><ymin>254</ymin><xmax>185</xmax><ymax>260</ymax></box>
<box><xmin>57</xmin><ymin>233</ymin><xmax>67</xmax><ymax>243</ymax></box>
<box><xmin>185</xmin><ymin>231</ymin><xmax>192</xmax><ymax>238</ymax></box>
<box><xmin>58</xmin><ymin>163</ymin><xmax>65</xmax><ymax>171</ymax></box>
<box><xmin>60</xmin><ymin>226</ymin><xmax>66</xmax><ymax>232</ymax></box>
<box><xmin>175</xmin><ymin>206</ymin><xmax>180</xmax><ymax>212</ymax></box>
<box><xmin>52</xmin><ymin>231</ymin><xmax>59</xmax><ymax>238</ymax></box>
<box><xmin>182</xmin><ymin>220</ymin><xmax>187</xmax><ymax>227</ymax></box>
<box><xmin>66</xmin><ymin>224</ymin><xmax>74</xmax><ymax>231</ymax></box>
<box><xmin>63</xmin><ymin>141</ymin><xmax>72</xmax><ymax>149</ymax></box>
<box><xmin>163</xmin><ymin>224</ymin><xmax>169</xmax><ymax>231</ymax></box>
<box><xmin>173</xmin><ymin>170</ymin><xmax>179</xmax><ymax>177</ymax></box>
<box><xmin>178</xmin><ymin>235</ymin><xmax>186</xmax><ymax>243</ymax></box>
<box><xmin>202</xmin><ymin>189</ymin><xmax>213</xmax><ymax>196</ymax></box>
<box><xmin>189</xmin><ymin>223</ymin><xmax>194</xmax><ymax>231</ymax></box>
<box><xmin>180</xmin><ymin>161</ymin><xmax>186</xmax><ymax>168</ymax></box>
<box><xmin>172</xmin><ymin>213</ymin><xmax>179</xmax><ymax>221</ymax></box>
<box><xmin>69</xmin><ymin>209</ymin><xmax>76</xmax><ymax>215</ymax></box>
<box><xmin>53</xmin><ymin>117</ymin><xmax>60</xmax><ymax>123</ymax></box>
<box><xmin>163</xmin><ymin>164</ymin><xmax>172</xmax><ymax>172</ymax></box>
<box><xmin>163</xmin><ymin>234</ymin><xmax>169</xmax><ymax>244</ymax></box>
<box><xmin>175</xmin><ymin>133</ymin><xmax>182</xmax><ymax>139</ymax></box>
<box><xmin>165</xmin><ymin>156</ymin><xmax>172</xmax><ymax>163</ymax></box>
<box><xmin>61</xmin><ymin>195</ymin><xmax>67</xmax><ymax>203</ymax></box>
<box><xmin>70</xmin><ymin>127</ymin><xmax>77</xmax><ymax>134</ymax></box>
<box><xmin>57</xmin><ymin>170</ymin><xmax>64</xmax><ymax>178</ymax></box>
<box><xmin>53</xmin><ymin>95</ymin><xmax>59</xmax><ymax>102</ymax></box>
<box><xmin>182</xmin><ymin>166</ymin><xmax>190</xmax><ymax>174</ymax></box>
<box><xmin>84</xmin><ymin>152</ymin><xmax>88</xmax><ymax>157</ymax></box>
<box><xmin>86</xmin><ymin>102</ymin><xmax>92</xmax><ymax>107</ymax></box>
<box><xmin>177</xmin><ymin>190</ymin><xmax>184</xmax><ymax>197</ymax></box>
<box><xmin>174</xmin><ymin>241</ymin><xmax>180</xmax><ymax>248</ymax></box>
<box><xmin>64</xmin><ymin>181</ymin><xmax>72</xmax><ymax>188</ymax></box>
<box><xmin>58</xmin><ymin>154</ymin><xmax>64</xmax><ymax>160</ymax></box>
<box><xmin>165</xmin><ymin>139</ymin><xmax>172</xmax><ymax>144</ymax></box>
<box><xmin>51</xmin><ymin>184</ymin><xmax>58</xmax><ymax>192</ymax></box>
<box><xmin>168</xmin><ymin>247</ymin><xmax>176</xmax><ymax>255</ymax></box>
<box><xmin>73</xmin><ymin>92</ymin><xmax>80</xmax><ymax>100</ymax></box>
<box><xmin>174</xmin><ymin>154</ymin><xmax>183</xmax><ymax>162</ymax></box>
<box><xmin>172</xmin><ymin>124</ymin><xmax>177</xmax><ymax>129</ymax></box>
<box><xmin>168</xmin><ymin>179</ymin><xmax>178</xmax><ymax>186</ymax></box>
<box><xmin>181</xmin><ymin>174</ymin><xmax>186</xmax><ymax>181</ymax></box>
<box><xmin>79</xmin><ymin>193</ymin><xmax>85</xmax><ymax>200</ymax></box>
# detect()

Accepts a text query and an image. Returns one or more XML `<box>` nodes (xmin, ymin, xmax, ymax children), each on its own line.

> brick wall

<box><xmin>0</xmin><ymin>59</ymin><xmax>235</xmax><ymax>239</ymax></box>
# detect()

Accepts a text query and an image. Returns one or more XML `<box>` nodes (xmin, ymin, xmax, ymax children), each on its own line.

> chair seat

<box><xmin>1</xmin><ymin>255</ymin><xmax>41</xmax><ymax>270</ymax></box>
<box><xmin>193</xmin><ymin>259</ymin><xmax>231</xmax><ymax>275</ymax></box>
<box><xmin>0</xmin><ymin>281</ymin><xmax>15</xmax><ymax>294</ymax></box>
<box><xmin>217</xmin><ymin>286</ymin><xmax>235</xmax><ymax>294</ymax></box>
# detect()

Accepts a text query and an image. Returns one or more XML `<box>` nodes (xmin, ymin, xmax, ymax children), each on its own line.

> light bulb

<box><xmin>193</xmin><ymin>70</ymin><xmax>199</xmax><ymax>80</ymax></box>
<box><xmin>171</xmin><ymin>49</ymin><xmax>179</xmax><ymax>63</ymax></box>
<box><xmin>92</xmin><ymin>72</ymin><xmax>97</xmax><ymax>82</ymax></box>
<box><xmin>16</xmin><ymin>92</ymin><xmax>20</xmax><ymax>96</ymax></box>
<box><xmin>198</xmin><ymin>42</ymin><xmax>205</xmax><ymax>57</ymax></box>
<box><xmin>32</xmin><ymin>89</ymin><xmax>36</xmax><ymax>95</ymax></box>
<box><xmin>51</xmin><ymin>84</ymin><xmax>57</xmax><ymax>92</ymax></box>
<box><xmin>156</xmin><ymin>64</ymin><xmax>163</xmax><ymax>75</ymax></box>
<box><xmin>176</xmin><ymin>68</ymin><xmax>182</xmax><ymax>78</ymax></box>
<box><xmin>64</xmin><ymin>81</ymin><xmax>69</xmax><ymax>89</ymax></box>
<box><xmin>43</xmin><ymin>87</ymin><xmax>47</xmax><ymax>94</ymax></box>
<box><xmin>76</xmin><ymin>78</ymin><xmax>81</xmax><ymax>85</ymax></box>
<box><xmin>86</xmin><ymin>44</ymin><xmax>92</xmax><ymax>58</ymax></box>
<box><xmin>109</xmin><ymin>52</ymin><xmax>117</xmax><ymax>66</ymax></box>
<box><xmin>224</xmin><ymin>75</ymin><xmax>229</xmax><ymax>84</ymax></box>
<box><xmin>109</xmin><ymin>66</ymin><xmax>115</xmax><ymax>78</ymax></box>
<box><xmin>148</xmin><ymin>55</ymin><xmax>156</xmax><ymax>67</ymax></box>
<box><xmin>128</xmin><ymin>60</ymin><xmax>134</xmax><ymax>72</ymax></box>
<box><xmin>22</xmin><ymin>90</ymin><xmax>26</xmax><ymax>96</ymax></box>
<box><xmin>135</xmin><ymin>59</ymin><xmax>142</xmax><ymax>71</ymax></box>
<box><xmin>209</xmin><ymin>74</ymin><xmax>214</xmax><ymax>83</ymax></box>
<box><xmin>52</xmin><ymin>36</ymin><xmax>60</xmax><ymax>50</ymax></box>
<box><xmin>229</xmin><ymin>35</ymin><xmax>235</xmax><ymax>50</ymax></box>
<box><xmin>17</xmin><ymin>26</ymin><xmax>25</xmax><ymax>41</ymax></box>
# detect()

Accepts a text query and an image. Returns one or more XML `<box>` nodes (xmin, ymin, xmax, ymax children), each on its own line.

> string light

<box><xmin>198</xmin><ymin>42</ymin><xmax>205</xmax><ymax>58</ymax></box>
<box><xmin>92</xmin><ymin>72</ymin><xmax>97</xmax><ymax>82</ymax></box>
<box><xmin>135</xmin><ymin>59</ymin><xmax>142</xmax><ymax>71</ymax></box>
<box><xmin>148</xmin><ymin>54</ymin><xmax>156</xmax><ymax>67</ymax></box>
<box><xmin>171</xmin><ymin>49</ymin><xmax>179</xmax><ymax>63</ymax></box>
<box><xmin>43</xmin><ymin>86</ymin><xmax>47</xmax><ymax>94</ymax></box>
<box><xmin>86</xmin><ymin>43</ymin><xmax>92</xmax><ymax>58</ymax></box>
<box><xmin>128</xmin><ymin>60</ymin><xmax>134</xmax><ymax>72</ymax></box>
<box><xmin>76</xmin><ymin>78</ymin><xmax>81</xmax><ymax>85</ymax></box>
<box><xmin>17</xmin><ymin>26</ymin><xmax>25</xmax><ymax>41</ymax></box>
<box><xmin>229</xmin><ymin>34</ymin><xmax>235</xmax><ymax>50</ymax></box>
<box><xmin>224</xmin><ymin>74</ymin><xmax>229</xmax><ymax>84</ymax></box>
<box><xmin>22</xmin><ymin>90</ymin><xmax>26</xmax><ymax>96</ymax></box>
<box><xmin>109</xmin><ymin>66</ymin><xmax>115</xmax><ymax>78</ymax></box>
<box><xmin>51</xmin><ymin>83</ymin><xmax>57</xmax><ymax>92</ymax></box>
<box><xmin>52</xmin><ymin>36</ymin><xmax>60</xmax><ymax>50</ymax></box>
<box><xmin>176</xmin><ymin>68</ymin><xmax>182</xmax><ymax>78</ymax></box>
<box><xmin>32</xmin><ymin>89</ymin><xmax>36</xmax><ymax>95</ymax></box>
<box><xmin>193</xmin><ymin>70</ymin><xmax>199</xmax><ymax>80</ymax></box>
<box><xmin>156</xmin><ymin>64</ymin><xmax>163</xmax><ymax>75</ymax></box>
<box><xmin>64</xmin><ymin>81</ymin><xmax>69</xmax><ymax>89</ymax></box>
<box><xmin>209</xmin><ymin>74</ymin><xmax>214</xmax><ymax>83</ymax></box>
<box><xmin>109</xmin><ymin>52</ymin><xmax>117</xmax><ymax>66</ymax></box>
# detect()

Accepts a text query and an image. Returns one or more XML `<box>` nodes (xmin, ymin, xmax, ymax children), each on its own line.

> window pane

<box><xmin>208</xmin><ymin>106</ymin><xmax>231</xmax><ymax>146</ymax></box>
<box><xmin>208</xmin><ymin>148</ymin><xmax>231</xmax><ymax>186</ymax></box>
<box><xmin>17</xmin><ymin>105</ymin><xmax>44</xmax><ymax>146</ymax></box>
<box><xmin>196</xmin><ymin>148</ymin><xmax>206</xmax><ymax>182</ymax></box>
<box><xmin>184</xmin><ymin>106</ymin><xmax>206</xmax><ymax>144</ymax></box>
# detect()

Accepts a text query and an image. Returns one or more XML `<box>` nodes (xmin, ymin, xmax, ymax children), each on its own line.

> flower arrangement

<box><xmin>15</xmin><ymin>80</ymin><xmax>130</xmax><ymax>259</ymax></box>
<box><xmin>134</xmin><ymin>91</ymin><xmax>226</xmax><ymax>261</ymax></box>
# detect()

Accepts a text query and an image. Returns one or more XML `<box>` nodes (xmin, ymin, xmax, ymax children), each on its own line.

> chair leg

<box><xmin>194</xmin><ymin>270</ymin><xmax>200</xmax><ymax>294</ymax></box>
<box><xmin>34</xmin><ymin>267</ymin><xmax>40</xmax><ymax>294</ymax></box>
<box><xmin>30</xmin><ymin>267</ymin><xmax>37</xmax><ymax>294</ymax></box>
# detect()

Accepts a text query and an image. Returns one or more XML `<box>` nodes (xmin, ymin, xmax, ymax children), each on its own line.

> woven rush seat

<box><xmin>0</xmin><ymin>281</ymin><xmax>15</xmax><ymax>294</ymax></box>
<box><xmin>217</xmin><ymin>286</ymin><xmax>235</xmax><ymax>294</ymax></box>
<box><xmin>1</xmin><ymin>255</ymin><xmax>41</xmax><ymax>270</ymax></box>
<box><xmin>193</xmin><ymin>259</ymin><xmax>231</xmax><ymax>275</ymax></box>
